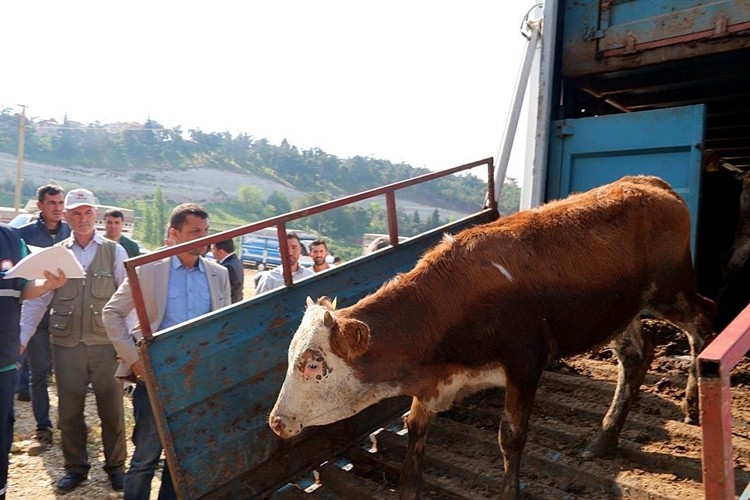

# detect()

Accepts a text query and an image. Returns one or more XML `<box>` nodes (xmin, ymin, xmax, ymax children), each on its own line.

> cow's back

<box><xmin>386</xmin><ymin>175</ymin><xmax>695</xmax><ymax>364</ymax></box>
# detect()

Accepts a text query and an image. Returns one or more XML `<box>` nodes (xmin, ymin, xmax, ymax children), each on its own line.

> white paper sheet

<box><xmin>3</xmin><ymin>245</ymin><xmax>85</xmax><ymax>280</ymax></box>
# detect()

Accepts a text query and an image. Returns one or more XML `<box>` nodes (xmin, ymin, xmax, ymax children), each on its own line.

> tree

<box><xmin>499</xmin><ymin>178</ymin><xmax>521</xmax><ymax>215</ymax></box>
<box><xmin>266</xmin><ymin>191</ymin><xmax>291</xmax><ymax>215</ymax></box>
<box><xmin>142</xmin><ymin>205</ymin><xmax>157</xmax><ymax>248</ymax></box>
<box><xmin>152</xmin><ymin>187</ymin><xmax>167</xmax><ymax>239</ymax></box>
<box><xmin>55</xmin><ymin>115</ymin><xmax>82</xmax><ymax>162</ymax></box>
<box><xmin>293</xmin><ymin>192</ymin><xmax>332</xmax><ymax>233</ymax></box>
<box><xmin>235</xmin><ymin>184</ymin><xmax>266</xmax><ymax>218</ymax></box>
<box><xmin>426</xmin><ymin>209</ymin><xmax>441</xmax><ymax>230</ymax></box>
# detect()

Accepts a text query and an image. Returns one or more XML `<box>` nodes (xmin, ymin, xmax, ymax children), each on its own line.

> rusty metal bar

<box><xmin>385</xmin><ymin>192</ymin><xmax>399</xmax><ymax>248</ymax></box>
<box><xmin>486</xmin><ymin>162</ymin><xmax>497</xmax><ymax>211</ymax></box>
<box><xmin>138</xmin><ymin>340</ymin><xmax>184</xmax><ymax>497</ymax></box>
<box><xmin>127</xmin><ymin>156</ymin><xmax>494</xmax><ymax>339</ymax></box>
<box><xmin>276</xmin><ymin>223</ymin><xmax>292</xmax><ymax>287</ymax></box>
<box><xmin>602</xmin><ymin>21</ymin><xmax>750</xmax><ymax>57</ymax></box>
<box><xmin>698</xmin><ymin>303</ymin><xmax>750</xmax><ymax>499</ymax></box>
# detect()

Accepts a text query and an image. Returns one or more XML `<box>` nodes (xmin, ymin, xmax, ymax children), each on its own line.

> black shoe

<box><xmin>17</xmin><ymin>391</ymin><xmax>30</xmax><ymax>402</ymax></box>
<box><xmin>57</xmin><ymin>472</ymin><xmax>87</xmax><ymax>492</ymax></box>
<box><xmin>109</xmin><ymin>471</ymin><xmax>125</xmax><ymax>492</ymax></box>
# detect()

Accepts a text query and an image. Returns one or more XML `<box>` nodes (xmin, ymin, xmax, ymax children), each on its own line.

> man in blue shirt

<box><xmin>0</xmin><ymin>223</ymin><xmax>66</xmax><ymax>500</ymax></box>
<box><xmin>16</xmin><ymin>184</ymin><xmax>71</xmax><ymax>455</ymax></box>
<box><xmin>103</xmin><ymin>203</ymin><xmax>230</xmax><ymax>499</ymax></box>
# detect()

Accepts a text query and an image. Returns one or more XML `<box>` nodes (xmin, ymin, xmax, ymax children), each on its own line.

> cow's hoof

<box><xmin>684</xmin><ymin>414</ymin><xmax>698</xmax><ymax>425</ymax></box>
<box><xmin>584</xmin><ymin>432</ymin><xmax>617</xmax><ymax>459</ymax></box>
<box><xmin>683</xmin><ymin>405</ymin><xmax>699</xmax><ymax>425</ymax></box>
<box><xmin>498</xmin><ymin>480</ymin><xmax>520</xmax><ymax>500</ymax></box>
<box><xmin>398</xmin><ymin>487</ymin><xmax>419</xmax><ymax>500</ymax></box>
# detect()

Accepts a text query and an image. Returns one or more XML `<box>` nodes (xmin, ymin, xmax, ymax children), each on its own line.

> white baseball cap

<box><xmin>64</xmin><ymin>188</ymin><xmax>96</xmax><ymax>209</ymax></box>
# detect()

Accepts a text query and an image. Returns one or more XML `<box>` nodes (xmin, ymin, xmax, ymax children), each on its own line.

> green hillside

<box><xmin>0</xmin><ymin>108</ymin><xmax>520</xmax><ymax>260</ymax></box>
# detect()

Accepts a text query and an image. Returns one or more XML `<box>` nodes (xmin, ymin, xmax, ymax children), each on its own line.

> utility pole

<box><xmin>14</xmin><ymin>104</ymin><xmax>28</xmax><ymax>214</ymax></box>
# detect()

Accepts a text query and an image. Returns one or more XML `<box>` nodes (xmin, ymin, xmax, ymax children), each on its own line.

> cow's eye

<box><xmin>307</xmin><ymin>362</ymin><xmax>318</xmax><ymax>371</ymax></box>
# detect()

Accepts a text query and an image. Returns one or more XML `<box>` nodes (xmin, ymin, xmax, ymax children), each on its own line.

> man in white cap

<box><xmin>20</xmin><ymin>188</ymin><xmax>127</xmax><ymax>493</ymax></box>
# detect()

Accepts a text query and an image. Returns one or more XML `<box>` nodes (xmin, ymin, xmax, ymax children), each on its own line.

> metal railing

<box><xmin>124</xmin><ymin>157</ymin><xmax>496</xmax><ymax>340</ymax></box>
<box><xmin>698</xmin><ymin>303</ymin><xmax>750</xmax><ymax>499</ymax></box>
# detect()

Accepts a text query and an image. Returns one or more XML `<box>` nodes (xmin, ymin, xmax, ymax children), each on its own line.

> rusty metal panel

<box><xmin>562</xmin><ymin>0</ymin><xmax>750</xmax><ymax>77</ymax></box>
<box><xmin>140</xmin><ymin>209</ymin><xmax>498</xmax><ymax>499</ymax></box>
<box><xmin>698</xmin><ymin>303</ymin><xmax>750</xmax><ymax>499</ymax></box>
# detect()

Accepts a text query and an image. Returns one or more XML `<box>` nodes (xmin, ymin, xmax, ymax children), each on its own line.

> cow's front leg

<box><xmin>399</xmin><ymin>398</ymin><xmax>433</xmax><ymax>500</ymax></box>
<box><xmin>499</xmin><ymin>378</ymin><xmax>538</xmax><ymax>499</ymax></box>
<box><xmin>586</xmin><ymin>318</ymin><xmax>653</xmax><ymax>457</ymax></box>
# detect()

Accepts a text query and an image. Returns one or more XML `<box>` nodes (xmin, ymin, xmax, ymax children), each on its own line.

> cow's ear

<box><xmin>306</xmin><ymin>296</ymin><xmax>315</xmax><ymax>308</ymax></box>
<box><xmin>324</xmin><ymin>310</ymin><xmax>336</xmax><ymax>328</ymax></box>
<box><xmin>330</xmin><ymin>318</ymin><xmax>371</xmax><ymax>362</ymax></box>
<box><xmin>317</xmin><ymin>296</ymin><xmax>336</xmax><ymax>311</ymax></box>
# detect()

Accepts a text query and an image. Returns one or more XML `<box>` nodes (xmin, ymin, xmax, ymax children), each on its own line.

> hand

<box><xmin>42</xmin><ymin>268</ymin><xmax>67</xmax><ymax>291</ymax></box>
<box><xmin>131</xmin><ymin>359</ymin><xmax>146</xmax><ymax>381</ymax></box>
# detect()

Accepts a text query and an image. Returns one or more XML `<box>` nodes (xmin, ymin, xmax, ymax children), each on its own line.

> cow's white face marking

<box><xmin>492</xmin><ymin>261</ymin><xmax>513</xmax><ymax>282</ymax></box>
<box><xmin>269</xmin><ymin>305</ymin><xmax>397</xmax><ymax>439</ymax></box>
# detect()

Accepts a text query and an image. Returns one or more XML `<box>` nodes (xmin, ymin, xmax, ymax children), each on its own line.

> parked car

<box><xmin>241</xmin><ymin>230</ymin><xmax>282</xmax><ymax>271</ymax></box>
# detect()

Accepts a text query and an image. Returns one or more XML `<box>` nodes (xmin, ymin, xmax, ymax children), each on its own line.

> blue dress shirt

<box><xmin>159</xmin><ymin>256</ymin><xmax>211</xmax><ymax>330</ymax></box>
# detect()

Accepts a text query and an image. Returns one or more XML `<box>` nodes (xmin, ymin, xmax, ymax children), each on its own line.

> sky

<box><xmin>2</xmin><ymin>1</ymin><xmax>540</xmax><ymax>184</ymax></box>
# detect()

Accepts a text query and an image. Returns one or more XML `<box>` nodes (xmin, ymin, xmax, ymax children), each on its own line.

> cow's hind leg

<box><xmin>586</xmin><ymin>318</ymin><xmax>653</xmax><ymax>458</ymax></box>
<box><xmin>399</xmin><ymin>398</ymin><xmax>434</xmax><ymax>500</ymax></box>
<box><xmin>652</xmin><ymin>292</ymin><xmax>714</xmax><ymax>423</ymax></box>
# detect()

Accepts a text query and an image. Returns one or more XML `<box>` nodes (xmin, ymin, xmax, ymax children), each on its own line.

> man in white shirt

<box><xmin>255</xmin><ymin>233</ymin><xmax>314</xmax><ymax>294</ymax></box>
<box><xmin>309</xmin><ymin>239</ymin><xmax>331</xmax><ymax>273</ymax></box>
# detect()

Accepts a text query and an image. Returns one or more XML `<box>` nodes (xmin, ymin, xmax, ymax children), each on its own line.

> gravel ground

<box><xmin>10</xmin><ymin>381</ymin><xmax>161</xmax><ymax>499</ymax></box>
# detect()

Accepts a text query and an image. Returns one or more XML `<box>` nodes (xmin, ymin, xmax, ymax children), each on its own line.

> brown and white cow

<box><xmin>269</xmin><ymin>175</ymin><xmax>715</xmax><ymax>499</ymax></box>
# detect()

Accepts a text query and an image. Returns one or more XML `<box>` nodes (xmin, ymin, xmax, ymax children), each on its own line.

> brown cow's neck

<box><xmin>341</xmin><ymin>260</ymin><xmax>484</xmax><ymax>391</ymax></box>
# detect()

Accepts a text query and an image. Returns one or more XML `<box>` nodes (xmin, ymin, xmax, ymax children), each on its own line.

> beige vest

<box><xmin>49</xmin><ymin>240</ymin><xmax>117</xmax><ymax>347</ymax></box>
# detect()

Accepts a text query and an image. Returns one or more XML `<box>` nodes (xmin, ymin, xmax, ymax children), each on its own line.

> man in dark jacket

<box><xmin>0</xmin><ymin>223</ymin><xmax>66</xmax><ymax>500</ymax></box>
<box><xmin>212</xmin><ymin>239</ymin><xmax>244</xmax><ymax>303</ymax></box>
<box><xmin>16</xmin><ymin>184</ymin><xmax>71</xmax><ymax>455</ymax></box>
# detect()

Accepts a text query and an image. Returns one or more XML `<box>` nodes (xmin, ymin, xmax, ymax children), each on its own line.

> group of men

<box><xmin>254</xmin><ymin>236</ymin><xmax>332</xmax><ymax>294</ymax></box>
<box><xmin>2</xmin><ymin>183</ymin><xmax>336</xmax><ymax>499</ymax></box>
<box><xmin>2</xmin><ymin>184</ymin><xmax>238</xmax><ymax>500</ymax></box>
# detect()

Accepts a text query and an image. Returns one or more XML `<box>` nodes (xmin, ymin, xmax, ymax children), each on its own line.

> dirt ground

<box><xmin>8</xmin><ymin>304</ymin><xmax>750</xmax><ymax>498</ymax></box>
<box><xmin>279</xmin><ymin>319</ymin><xmax>750</xmax><ymax>499</ymax></box>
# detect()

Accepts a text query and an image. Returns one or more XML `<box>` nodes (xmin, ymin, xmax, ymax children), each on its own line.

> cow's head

<box><xmin>269</xmin><ymin>297</ymin><xmax>374</xmax><ymax>438</ymax></box>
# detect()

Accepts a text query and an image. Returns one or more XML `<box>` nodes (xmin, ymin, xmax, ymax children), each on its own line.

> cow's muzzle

<box><xmin>269</xmin><ymin>413</ymin><xmax>302</xmax><ymax>439</ymax></box>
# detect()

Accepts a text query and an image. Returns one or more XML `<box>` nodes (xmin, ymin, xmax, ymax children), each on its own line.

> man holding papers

<box><xmin>19</xmin><ymin>188</ymin><xmax>128</xmax><ymax>494</ymax></box>
<box><xmin>1</xmin><ymin>223</ymin><xmax>66</xmax><ymax>500</ymax></box>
